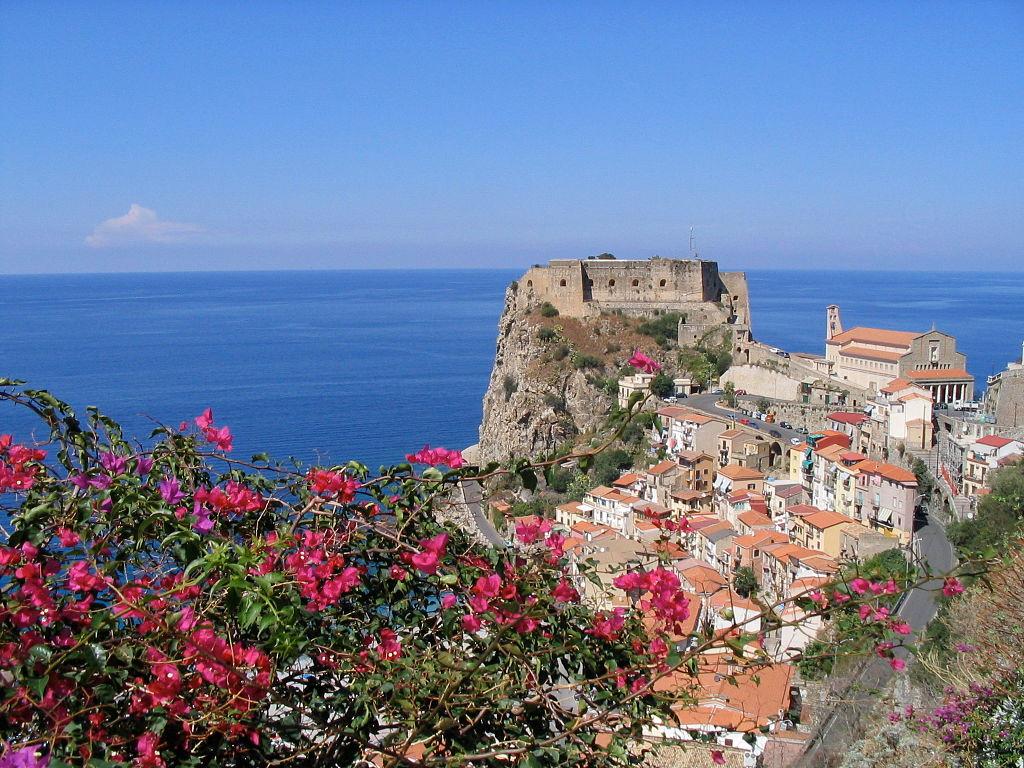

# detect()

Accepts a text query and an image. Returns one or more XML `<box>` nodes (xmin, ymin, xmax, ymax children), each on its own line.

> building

<box><xmin>674</xmin><ymin>450</ymin><xmax>715</xmax><ymax>494</ymax></box>
<box><xmin>713</xmin><ymin>465</ymin><xmax>765</xmax><ymax>518</ymax></box>
<box><xmin>644</xmin><ymin>460</ymin><xmax>683</xmax><ymax>506</ymax></box>
<box><xmin>717</xmin><ymin>428</ymin><xmax>775</xmax><ymax>471</ymax></box>
<box><xmin>790</xmin><ymin>508</ymin><xmax>860</xmax><ymax>559</ymax></box>
<box><xmin>659</xmin><ymin>406</ymin><xmax>730</xmax><ymax>457</ymax></box>
<box><xmin>866</xmin><ymin>378</ymin><xmax>934</xmax><ymax>455</ymax></box>
<box><xmin>851</xmin><ymin>460</ymin><xmax>918</xmax><ymax>543</ymax></box>
<box><xmin>962</xmin><ymin>435</ymin><xmax>1024</xmax><ymax>497</ymax></box>
<box><xmin>582</xmin><ymin>486</ymin><xmax>644</xmax><ymax>537</ymax></box>
<box><xmin>824</xmin><ymin>306</ymin><xmax>974</xmax><ymax>404</ymax></box>
<box><xmin>617</xmin><ymin>372</ymin><xmax>655</xmax><ymax>409</ymax></box>
<box><xmin>983</xmin><ymin>341</ymin><xmax>1024</xmax><ymax>428</ymax></box>
<box><xmin>827</xmin><ymin>411</ymin><xmax>870</xmax><ymax>453</ymax></box>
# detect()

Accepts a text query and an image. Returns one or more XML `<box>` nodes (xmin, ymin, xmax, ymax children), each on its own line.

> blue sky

<box><xmin>1</xmin><ymin>1</ymin><xmax>1021</xmax><ymax>273</ymax></box>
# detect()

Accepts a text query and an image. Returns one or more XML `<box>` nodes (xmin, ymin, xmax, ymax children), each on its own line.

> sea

<box><xmin>1</xmin><ymin>269</ymin><xmax>1021</xmax><ymax>470</ymax></box>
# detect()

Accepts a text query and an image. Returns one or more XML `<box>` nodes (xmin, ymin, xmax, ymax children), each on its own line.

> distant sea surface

<box><xmin>2</xmin><ymin>269</ymin><xmax>1021</xmax><ymax>469</ymax></box>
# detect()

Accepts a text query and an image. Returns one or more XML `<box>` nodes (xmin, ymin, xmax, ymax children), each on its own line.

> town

<box><xmin>478</xmin><ymin>257</ymin><xmax>1024</xmax><ymax>768</ymax></box>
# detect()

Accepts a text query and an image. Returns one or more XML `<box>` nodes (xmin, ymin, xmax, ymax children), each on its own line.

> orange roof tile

<box><xmin>906</xmin><ymin>368</ymin><xmax>973</xmax><ymax>381</ymax></box>
<box><xmin>839</xmin><ymin>345</ymin><xmax>903</xmax><ymax>363</ymax></box>
<box><xmin>717</xmin><ymin>464</ymin><xmax>764</xmax><ymax>481</ymax></box>
<box><xmin>802</xmin><ymin>509</ymin><xmax>856</xmax><ymax>529</ymax></box>
<box><xmin>828</xmin><ymin>411</ymin><xmax>869</xmax><ymax>426</ymax></box>
<box><xmin>737</xmin><ymin>510</ymin><xmax>774</xmax><ymax>529</ymax></box>
<box><xmin>647</xmin><ymin>460</ymin><xmax>678</xmax><ymax>476</ymax></box>
<box><xmin>612</xmin><ymin>472</ymin><xmax>642</xmax><ymax>487</ymax></box>
<box><xmin>853</xmin><ymin>459</ymin><xmax>917</xmax><ymax>485</ymax></box>
<box><xmin>976</xmin><ymin>434</ymin><xmax>1015</xmax><ymax>448</ymax></box>
<box><xmin>880</xmin><ymin>378</ymin><xmax>913</xmax><ymax>394</ymax></box>
<box><xmin>828</xmin><ymin>326</ymin><xmax>919</xmax><ymax>347</ymax></box>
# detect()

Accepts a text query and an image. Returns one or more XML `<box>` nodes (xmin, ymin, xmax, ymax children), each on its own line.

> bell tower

<box><xmin>826</xmin><ymin>305</ymin><xmax>843</xmax><ymax>341</ymax></box>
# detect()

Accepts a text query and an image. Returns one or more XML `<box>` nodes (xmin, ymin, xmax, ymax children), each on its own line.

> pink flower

<box><xmin>158</xmin><ymin>478</ymin><xmax>186</xmax><ymax>506</ymax></box>
<box><xmin>890</xmin><ymin>657</ymin><xmax>906</xmax><ymax>672</ymax></box>
<box><xmin>472</xmin><ymin>573</ymin><xmax>502</xmax><ymax>599</ymax></box>
<box><xmin>849</xmin><ymin>577</ymin><xmax>870</xmax><ymax>595</ymax></box>
<box><xmin>552</xmin><ymin>579</ymin><xmax>579</xmax><ymax>604</ymax></box>
<box><xmin>405</xmin><ymin>445</ymin><xmax>464</xmax><ymax>468</ymax></box>
<box><xmin>376</xmin><ymin>628</ymin><xmax>402</xmax><ymax>660</ymax></box>
<box><xmin>0</xmin><ymin>743</ymin><xmax>50</xmax><ymax>768</ymax></box>
<box><xmin>136</xmin><ymin>731</ymin><xmax>165</xmax><ymax>768</ymax></box>
<box><xmin>461</xmin><ymin>614</ymin><xmax>482</xmax><ymax>632</ymax></box>
<box><xmin>891</xmin><ymin>621</ymin><xmax>912</xmax><ymax>636</ymax></box>
<box><xmin>55</xmin><ymin>527</ymin><xmax>80</xmax><ymax>547</ymax></box>
<box><xmin>410</xmin><ymin>533</ymin><xmax>448</xmax><ymax>575</ymax></box>
<box><xmin>202</xmin><ymin>425</ymin><xmax>234</xmax><ymax>452</ymax></box>
<box><xmin>195</xmin><ymin>408</ymin><xmax>214</xmax><ymax>430</ymax></box>
<box><xmin>440</xmin><ymin>593</ymin><xmax>458</xmax><ymax>609</ymax></box>
<box><xmin>942</xmin><ymin>577</ymin><xmax>964</xmax><ymax>597</ymax></box>
<box><xmin>627</xmin><ymin>349</ymin><xmax>661</xmax><ymax>374</ymax></box>
<box><xmin>711</xmin><ymin>750</ymin><xmax>726</xmax><ymax>765</ymax></box>
<box><xmin>515</xmin><ymin>517</ymin><xmax>552</xmax><ymax>544</ymax></box>
<box><xmin>389</xmin><ymin>565</ymin><xmax>407</xmax><ymax>581</ymax></box>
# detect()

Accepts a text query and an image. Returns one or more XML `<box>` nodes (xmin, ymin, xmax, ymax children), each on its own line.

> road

<box><xmin>673</xmin><ymin>391</ymin><xmax>809</xmax><ymax>447</ymax></box>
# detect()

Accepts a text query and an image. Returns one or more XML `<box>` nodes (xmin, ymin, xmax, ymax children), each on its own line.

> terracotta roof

<box><xmin>828</xmin><ymin>411</ymin><xmax>869</xmax><ymax>426</ymax></box>
<box><xmin>647</xmin><ymin>460</ymin><xmax>678</xmax><ymax>476</ymax></box>
<box><xmin>653</xmin><ymin>541</ymin><xmax>691</xmax><ymax>560</ymax></box>
<box><xmin>719</xmin><ymin>428</ymin><xmax>747</xmax><ymax>439</ymax></box>
<box><xmin>587</xmin><ymin>486</ymin><xmax>644</xmax><ymax>504</ymax></box>
<box><xmin>898</xmin><ymin>392</ymin><xmax>932</xmax><ymax>402</ymax></box>
<box><xmin>737</xmin><ymin>510</ymin><xmax>774</xmax><ymax>529</ymax></box>
<box><xmin>788</xmin><ymin>503</ymin><xmax>825</xmax><ymax>517</ymax></box>
<box><xmin>839</xmin><ymin>451</ymin><xmax>867</xmax><ymax>463</ymax></box>
<box><xmin>676</xmin><ymin>450</ymin><xmax>713</xmax><ymax>463</ymax></box>
<box><xmin>570</xmin><ymin>521</ymin><xmax>615</xmax><ymax>537</ymax></box>
<box><xmin>880</xmin><ymin>378</ymin><xmax>913</xmax><ymax>394</ymax></box>
<box><xmin>853</xmin><ymin>459</ymin><xmax>917</xmax><ymax>485</ymax></box>
<box><xmin>976</xmin><ymin>434</ymin><xmax>1015</xmax><ymax>448</ymax></box>
<box><xmin>612</xmin><ymin>472</ymin><xmax>642</xmax><ymax>487</ymax></box>
<box><xmin>657</xmin><ymin>406</ymin><xmax>693</xmax><ymax>420</ymax></box>
<box><xmin>735</xmin><ymin>531</ymin><xmax>789</xmax><ymax>549</ymax></box>
<box><xmin>657</xmin><ymin>658</ymin><xmax>795</xmax><ymax>731</ymax></box>
<box><xmin>839</xmin><ymin>345</ymin><xmax>903</xmax><ymax>363</ymax></box>
<box><xmin>557</xmin><ymin>501</ymin><xmax>585</xmax><ymax>514</ymax></box>
<box><xmin>906</xmin><ymin>368</ymin><xmax>973</xmax><ymax>381</ymax></box>
<box><xmin>814</xmin><ymin>443</ymin><xmax>848</xmax><ymax>461</ymax></box>
<box><xmin>799</xmin><ymin>554</ymin><xmax>839</xmax><ymax>573</ymax></box>
<box><xmin>678</xmin><ymin>564</ymin><xmax>728</xmax><ymax>593</ymax></box>
<box><xmin>828</xmin><ymin>326</ymin><xmax>919</xmax><ymax>348</ymax></box>
<box><xmin>717</xmin><ymin>464</ymin><xmax>764</xmax><ymax>481</ymax></box>
<box><xmin>802</xmin><ymin>509</ymin><xmax>855</xmax><ymax>530</ymax></box>
<box><xmin>709</xmin><ymin>589</ymin><xmax>761</xmax><ymax>613</ymax></box>
<box><xmin>774</xmin><ymin>484</ymin><xmax>804</xmax><ymax>499</ymax></box>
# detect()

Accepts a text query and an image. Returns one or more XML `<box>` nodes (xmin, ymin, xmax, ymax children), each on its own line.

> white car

<box><xmin>790</xmin><ymin>437</ymin><xmax>802</xmax><ymax>445</ymax></box>
<box><xmin>665</xmin><ymin>396</ymin><xmax>678</xmax><ymax>403</ymax></box>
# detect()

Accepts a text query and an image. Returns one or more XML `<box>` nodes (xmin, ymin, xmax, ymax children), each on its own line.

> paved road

<box><xmin>670</xmin><ymin>392</ymin><xmax>809</xmax><ymax>448</ymax></box>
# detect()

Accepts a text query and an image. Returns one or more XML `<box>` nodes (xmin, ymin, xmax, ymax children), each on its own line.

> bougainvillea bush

<box><xmin>0</xmin><ymin>376</ymin><xmax>947</xmax><ymax>767</ymax></box>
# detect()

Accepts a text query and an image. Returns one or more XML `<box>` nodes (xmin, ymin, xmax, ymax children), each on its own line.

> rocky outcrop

<box><xmin>478</xmin><ymin>283</ymin><xmax>613</xmax><ymax>465</ymax></box>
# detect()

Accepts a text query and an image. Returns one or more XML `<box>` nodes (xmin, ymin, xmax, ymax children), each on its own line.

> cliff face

<box><xmin>477</xmin><ymin>283</ymin><xmax>614</xmax><ymax>465</ymax></box>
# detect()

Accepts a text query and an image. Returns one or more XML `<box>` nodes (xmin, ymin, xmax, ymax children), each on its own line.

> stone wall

<box><xmin>735</xmin><ymin>395</ymin><xmax>835</xmax><ymax>434</ymax></box>
<box><xmin>723</xmin><ymin>365</ymin><xmax>802</xmax><ymax>401</ymax></box>
<box><xmin>516</xmin><ymin>257</ymin><xmax>744</xmax><ymax>320</ymax></box>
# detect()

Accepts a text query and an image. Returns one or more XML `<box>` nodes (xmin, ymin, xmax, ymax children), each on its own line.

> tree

<box><xmin>733</xmin><ymin>566</ymin><xmax>758</xmax><ymax>598</ymax></box>
<box><xmin>723</xmin><ymin>381</ymin><xmax>737</xmax><ymax>407</ymax></box>
<box><xmin>649</xmin><ymin>372</ymin><xmax>674</xmax><ymax>399</ymax></box>
<box><xmin>592</xmin><ymin>448</ymin><xmax>634</xmax><ymax>486</ymax></box>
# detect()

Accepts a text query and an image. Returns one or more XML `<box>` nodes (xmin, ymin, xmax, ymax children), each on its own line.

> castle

<box><xmin>514</xmin><ymin>256</ymin><xmax>753</xmax><ymax>347</ymax></box>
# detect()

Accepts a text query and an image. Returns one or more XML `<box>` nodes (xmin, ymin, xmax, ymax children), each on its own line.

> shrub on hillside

<box><xmin>540</xmin><ymin>302</ymin><xmax>559</xmax><ymax>317</ymax></box>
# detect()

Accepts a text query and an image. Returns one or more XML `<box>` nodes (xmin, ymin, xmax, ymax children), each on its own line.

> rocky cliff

<box><xmin>477</xmin><ymin>283</ymin><xmax>616</xmax><ymax>464</ymax></box>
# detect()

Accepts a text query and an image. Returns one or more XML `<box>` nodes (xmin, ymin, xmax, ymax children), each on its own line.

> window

<box><xmin>527</xmin><ymin>280</ymin><xmax>533</xmax><ymax>288</ymax></box>
<box><xmin>559</xmin><ymin>279</ymin><xmax>566</xmax><ymax>287</ymax></box>
<box><xmin>659</xmin><ymin>279</ymin><xmax>667</xmax><ymax>287</ymax></box>
<box><xmin>632</xmin><ymin>279</ymin><xmax>639</xmax><ymax>287</ymax></box>
<box><xmin>608</xmin><ymin>279</ymin><xmax>616</xmax><ymax>287</ymax></box>
<box><xmin>929</xmin><ymin>340</ymin><xmax>940</xmax><ymax>363</ymax></box>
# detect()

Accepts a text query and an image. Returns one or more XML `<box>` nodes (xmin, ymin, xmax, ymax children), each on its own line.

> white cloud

<box><xmin>85</xmin><ymin>204</ymin><xmax>204</xmax><ymax>248</ymax></box>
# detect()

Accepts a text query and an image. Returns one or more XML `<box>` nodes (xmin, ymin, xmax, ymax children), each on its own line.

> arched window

<box><xmin>559</xmin><ymin>279</ymin><xmax>567</xmax><ymax>287</ymax></box>
<box><xmin>632</xmin><ymin>279</ymin><xmax>639</xmax><ymax>287</ymax></box>
<box><xmin>659</xmin><ymin>279</ymin><xmax>667</xmax><ymax>287</ymax></box>
<box><xmin>608</xmin><ymin>279</ymin><xmax>616</xmax><ymax>287</ymax></box>
<box><xmin>527</xmin><ymin>280</ymin><xmax>533</xmax><ymax>288</ymax></box>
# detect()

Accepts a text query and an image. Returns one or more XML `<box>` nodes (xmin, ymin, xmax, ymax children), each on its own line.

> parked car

<box><xmin>678</xmin><ymin>393</ymin><xmax>688</xmax><ymax>399</ymax></box>
<box><xmin>790</xmin><ymin>437</ymin><xmax>802</xmax><ymax>445</ymax></box>
<box><xmin>736</xmin><ymin>389</ymin><xmax>747</xmax><ymax>396</ymax></box>
<box><xmin>779</xmin><ymin>421</ymin><xmax>792</xmax><ymax>429</ymax></box>
<box><xmin>738</xmin><ymin>418</ymin><xmax>751</xmax><ymax>426</ymax></box>
<box><xmin>711</xmin><ymin>388</ymin><xmax>724</xmax><ymax>394</ymax></box>
<box><xmin>665</xmin><ymin>396</ymin><xmax>678</xmax><ymax>403</ymax></box>
<box><xmin>754</xmin><ymin>411</ymin><xmax>765</xmax><ymax>420</ymax></box>
<box><xmin>778</xmin><ymin>351</ymin><xmax>790</xmax><ymax>358</ymax></box>
<box><xmin>796</xmin><ymin>426</ymin><xmax>809</xmax><ymax>435</ymax></box>
<box><xmin>769</xmin><ymin>429</ymin><xmax>782</xmax><ymax>438</ymax></box>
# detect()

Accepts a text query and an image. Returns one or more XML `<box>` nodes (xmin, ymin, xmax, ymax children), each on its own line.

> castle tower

<box><xmin>826</xmin><ymin>305</ymin><xmax>843</xmax><ymax>341</ymax></box>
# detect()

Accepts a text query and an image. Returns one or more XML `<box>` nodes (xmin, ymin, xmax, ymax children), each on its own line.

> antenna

<box><xmin>689</xmin><ymin>226</ymin><xmax>697</xmax><ymax>258</ymax></box>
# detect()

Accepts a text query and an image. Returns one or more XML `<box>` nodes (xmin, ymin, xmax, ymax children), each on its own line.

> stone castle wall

<box><xmin>515</xmin><ymin>257</ymin><xmax>743</xmax><ymax>319</ymax></box>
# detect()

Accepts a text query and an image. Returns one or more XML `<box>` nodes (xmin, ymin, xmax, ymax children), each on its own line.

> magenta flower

<box><xmin>0</xmin><ymin>743</ymin><xmax>50</xmax><ymax>768</ymax></box>
<box><xmin>942</xmin><ymin>577</ymin><xmax>964</xmax><ymax>597</ymax></box>
<box><xmin>627</xmin><ymin>349</ymin><xmax>661</xmax><ymax>374</ymax></box>
<box><xmin>99</xmin><ymin>452</ymin><xmax>127</xmax><ymax>476</ymax></box>
<box><xmin>195</xmin><ymin>408</ymin><xmax>214</xmax><ymax>430</ymax></box>
<box><xmin>192</xmin><ymin>503</ymin><xmax>215</xmax><ymax>534</ymax></box>
<box><xmin>135</xmin><ymin>456</ymin><xmax>154</xmax><ymax>476</ymax></box>
<box><xmin>158</xmin><ymin>478</ymin><xmax>186</xmax><ymax>506</ymax></box>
